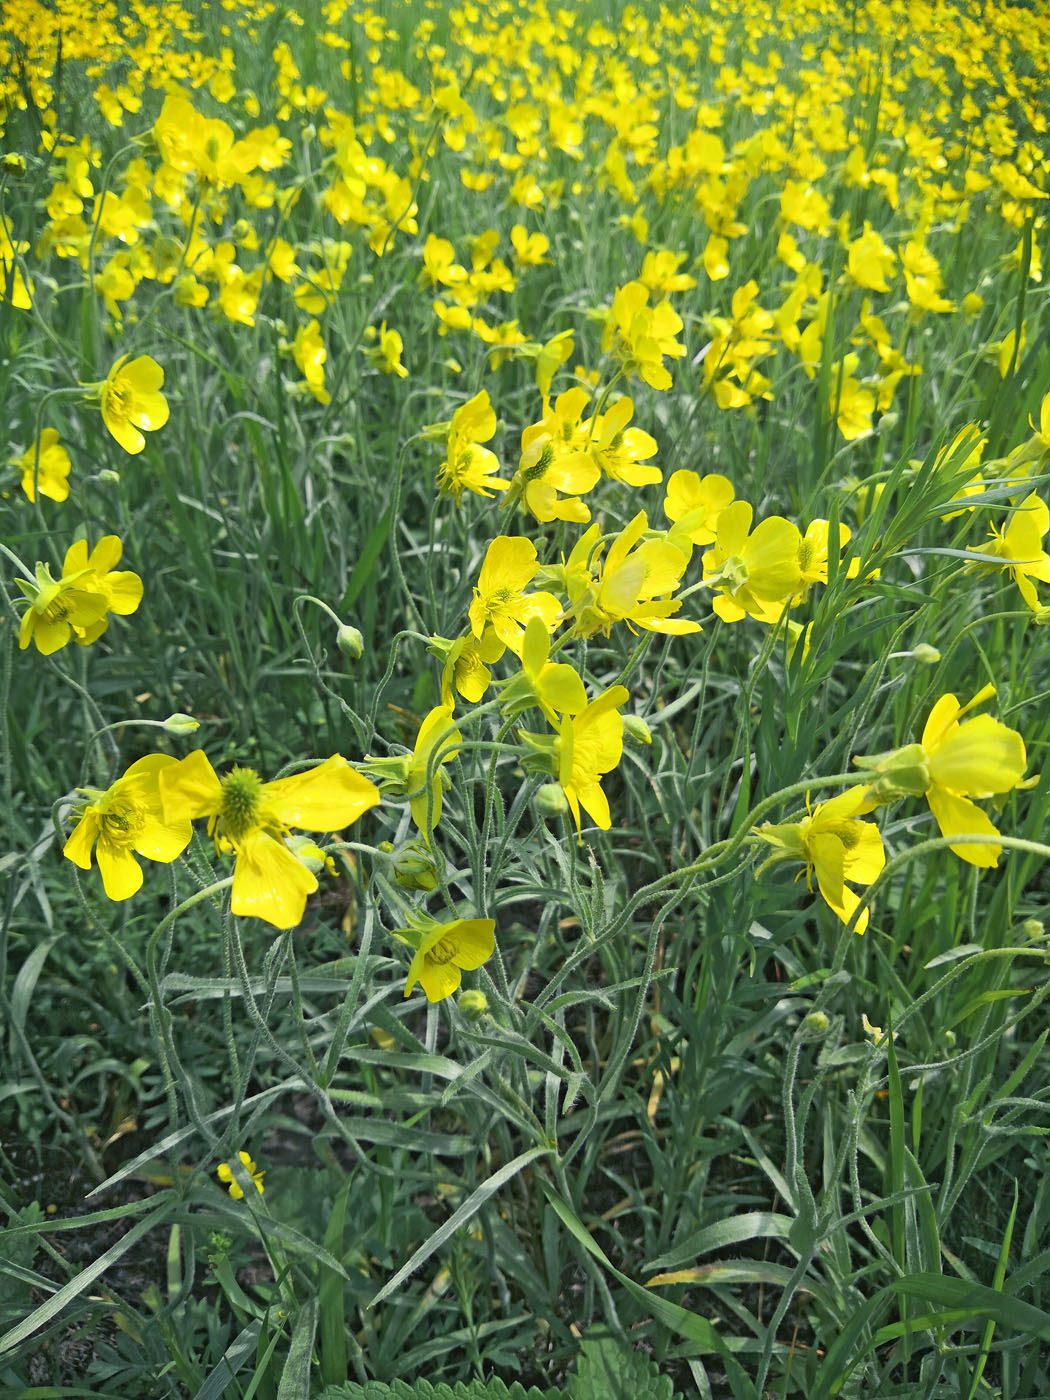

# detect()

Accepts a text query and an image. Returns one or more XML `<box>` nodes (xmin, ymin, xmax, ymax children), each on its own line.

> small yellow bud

<box><xmin>1</xmin><ymin>153</ymin><xmax>27</xmax><ymax>177</ymax></box>
<box><xmin>802</xmin><ymin>1010</ymin><xmax>829</xmax><ymax>1037</ymax></box>
<box><xmin>1023</xmin><ymin>918</ymin><xmax>1044</xmax><ymax>939</ymax></box>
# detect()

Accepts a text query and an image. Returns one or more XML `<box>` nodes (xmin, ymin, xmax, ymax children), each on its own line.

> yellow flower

<box><xmin>437</xmin><ymin>390</ymin><xmax>508</xmax><ymax>501</ymax></box>
<box><xmin>702</xmin><ymin>501</ymin><xmax>802</xmax><ymax>624</ymax></box>
<box><xmin>664</xmin><ymin>470</ymin><xmax>735</xmax><ymax>547</ymax></box>
<box><xmin>587</xmin><ymin>397</ymin><xmax>661</xmax><ymax>488</ymax></box>
<box><xmin>977</xmin><ymin>493</ymin><xmax>1050</xmax><ymax>611</ymax></box>
<box><xmin>62</xmin><ymin>535</ymin><xmax>143</xmax><ymax>633</ymax></box>
<box><xmin>918</xmin><ymin>685</ymin><xmax>1028</xmax><ymax>867</ymax></box>
<box><xmin>846</xmin><ymin>222</ymin><xmax>897</xmax><ymax>292</ymax></box>
<box><xmin>402</xmin><ymin>916</ymin><xmax>496</xmax><ymax>1003</ymax></box>
<box><xmin>601</xmin><ymin>281</ymin><xmax>685</xmax><ymax>391</ymax></box>
<box><xmin>557</xmin><ymin>686</ymin><xmax>630</xmax><ymax>836</ymax></box>
<box><xmin>217</xmin><ymin>1151</ymin><xmax>265</xmax><ymax>1200</ymax></box>
<box><xmin>430</xmin><ymin>631</ymin><xmax>505</xmax><ymax>705</ymax></box>
<box><xmin>292</xmin><ymin>319</ymin><xmax>330</xmax><ymax>404</ymax></box>
<box><xmin>757</xmin><ymin>787</ymin><xmax>885</xmax><ymax>932</ymax></box>
<box><xmin>361</xmin><ymin>706</ymin><xmax>462</xmax><ymax>837</ymax></box>
<box><xmin>510</xmin><ymin>388</ymin><xmax>600</xmax><ymax>523</ymax></box>
<box><xmin>15</xmin><ymin>535</ymin><xmax>140</xmax><ymax>655</ymax></box>
<box><xmin>571</xmin><ymin>511</ymin><xmax>699</xmax><ymax>639</ymax></box>
<box><xmin>63</xmin><ymin>755</ymin><xmax>194</xmax><ymax>901</ymax></box>
<box><xmin>160</xmin><ymin>752</ymin><xmax>380</xmax><ymax>928</ymax></box>
<box><xmin>12</xmin><ymin>429</ymin><xmax>71</xmax><ymax>503</ymax></box>
<box><xmin>366</xmin><ymin>321</ymin><xmax>409</xmax><ymax>378</ymax></box>
<box><xmin>98</xmin><ymin>354</ymin><xmax>169</xmax><ymax>455</ymax></box>
<box><xmin>498</xmin><ymin>615</ymin><xmax>587</xmax><ymax>723</ymax></box>
<box><xmin>468</xmin><ymin>536</ymin><xmax>561</xmax><ymax>654</ymax></box>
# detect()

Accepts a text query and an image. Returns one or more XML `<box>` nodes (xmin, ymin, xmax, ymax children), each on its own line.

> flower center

<box><xmin>521</xmin><ymin>442</ymin><xmax>554</xmax><ymax>482</ymax></box>
<box><xmin>100</xmin><ymin>797</ymin><xmax>144</xmax><ymax>850</ymax></box>
<box><xmin>428</xmin><ymin>936</ymin><xmax>458</xmax><ymax>965</ymax></box>
<box><xmin>105</xmin><ymin>380</ymin><xmax>132</xmax><ymax>424</ymax></box>
<box><xmin>219</xmin><ymin>766</ymin><xmax>264</xmax><ymax>840</ymax></box>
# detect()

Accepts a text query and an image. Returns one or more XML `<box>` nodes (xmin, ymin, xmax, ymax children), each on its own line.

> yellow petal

<box><xmin>160</xmin><ymin>749</ymin><xmax>223</xmax><ymax>823</ymax></box>
<box><xmin>929</xmin><ymin>714</ymin><xmax>1026</xmax><ymax>796</ymax></box>
<box><xmin>263</xmin><ymin>755</ymin><xmax>380</xmax><ymax>831</ymax></box>
<box><xmin>449</xmin><ymin>918</ymin><xmax>496</xmax><ymax>969</ymax></box>
<box><xmin>63</xmin><ymin>811</ymin><xmax>100</xmax><ymax>870</ymax></box>
<box><xmin>926</xmin><ymin>785</ymin><xmax>1002</xmax><ymax>867</ymax></box>
<box><xmin>231</xmin><ymin>831</ymin><xmax>318</xmax><ymax>928</ymax></box>
<box><xmin>96</xmin><ymin>842</ymin><xmax>144</xmax><ymax>900</ymax></box>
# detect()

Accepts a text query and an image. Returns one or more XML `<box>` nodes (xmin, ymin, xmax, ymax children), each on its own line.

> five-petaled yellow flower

<box><xmin>13</xmin><ymin>429</ymin><xmax>72</xmax><ymax>503</ymax></box>
<box><xmin>468</xmin><ymin>536</ymin><xmax>560</xmax><ymax>654</ymax></box>
<box><xmin>918</xmin><ymin>685</ymin><xmax>1028</xmax><ymax>867</ymax></box>
<box><xmin>97</xmin><ymin>354</ymin><xmax>170</xmax><ymax>455</ymax></box>
<box><xmin>757</xmin><ymin>787</ymin><xmax>885</xmax><ymax>932</ymax></box>
<box><xmin>63</xmin><ymin>755</ymin><xmax>194</xmax><ymax>900</ymax></box>
<box><xmin>557</xmin><ymin>685</ymin><xmax>630</xmax><ymax>837</ymax></box>
<box><xmin>160</xmin><ymin>751</ymin><xmax>380</xmax><ymax>928</ymax></box>
<box><xmin>402</xmin><ymin>915</ymin><xmax>496</xmax><ymax>1002</ymax></box>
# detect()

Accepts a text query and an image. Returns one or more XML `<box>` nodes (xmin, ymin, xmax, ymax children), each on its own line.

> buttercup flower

<box><xmin>918</xmin><ymin>685</ymin><xmax>1028</xmax><ymax>867</ymax></box>
<box><xmin>557</xmin><ymin>685</ymin><xmax>630</xmax><ymax>836</ymax></box>
<box><xmin>702</xmin><ymin>501</ymin><xmax>802</xmax><ymax>623</ymax></box>
<box><xmin>757</xmin><ymin>786</ymin><xmax>885</xmax><ymax>932</ymax></box>
<box><xmin>13</xmin><ymin>429</ymin><xmax>71</xmax><ymax>502</ymax></box>
<box><xmin>97</xmin><ymin>354</ymin><xmax>170</xmax><ymax>454</ymax></box>
<box><xmin>400</xmin><ymin>914</ymin><xmax>496</xmax><ymax>1002</ymax></box>
<box><xmin>63</xmin><ymin>755</ymin><xmax>194</xmax><ymax>900</ymax></box>
<box><xmin>977</xmin><ymin>493</ymin><xmax>1050</xmax><ymax>611</ymax></box>
<box><xmin>160</xmin><ymin>752</ymin><xmax>380</xmax><ymax>927</ymax></box>
<box><xmin>217</xmin><ymin>1151</ymin><xmax>265</xmax><ymax>1200</ymax></box>
<box><xmin>468</xmin><ymin>536</ymin><xmax>560</xmax><ymax>653</ymax></box>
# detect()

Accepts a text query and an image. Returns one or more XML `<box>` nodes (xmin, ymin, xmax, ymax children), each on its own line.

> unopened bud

<box><xmin>337</xmin><ymin>624</ymin><xmax>364</xmax><ymax>660</ymax></box>
<box><xmin>458</xmin><ymin>989</ymin><xmax>488</xmax><ymax>1020</ymax></box>
<box><xmin>911</xmin><ymin>643</ymin><xmax>940</xmax><ymax>665</ymax></box>
<box><xmin>1</xmin><ymin>153</ymin><xmax>27</xmax><ymax>177</ymax></box>
<box><xmin>622</xmin><ymin>715</ymin><xmax>652</xmax><ymax>747</ymax></box>
<box><xmin>391</xmin><ymin>840</ymin><xmax>439</xmax><ymax>892</ymax></box>
<box><xmin>1023</xmin><ymin>918</ymin><xmax>1044</xmax><ymax>940</ymax></box>
<box><xmin>98</xmin><ymin>469</ymin><xmax>120</xmax><ymax>484</ymax></box>
<box><xmin>535</xmin><ymin>783</ymin><xmax>568</xmax><ymax>817</ymax></box>
<box><xmin>163</xmin><ymin>713</ymin><xmax>200</xmax><ymax>734</ymax></box>
<box><xmin>802</xmin><ymin>1010</ymin><xmax>829</xmax><ymax>1037</ymax></box>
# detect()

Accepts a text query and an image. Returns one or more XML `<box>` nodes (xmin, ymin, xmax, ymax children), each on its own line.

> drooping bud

<box><xmin>622</xmin><ymin>715</ymin><xmax>652</xmax><ymax>747</ymax></box>
<box><xmin>337</xmin><ymin>624</ymin><xmax>364</xmax><ymax>660</ymax></box>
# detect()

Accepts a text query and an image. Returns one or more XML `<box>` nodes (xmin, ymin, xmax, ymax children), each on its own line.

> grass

<box><xmin>2</xmin><ymin>0</ymin><xmax>1050</xmax><ymax>1395</ymax></box>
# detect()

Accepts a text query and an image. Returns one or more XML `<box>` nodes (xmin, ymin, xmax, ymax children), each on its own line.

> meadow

<box><xmin>2</xmin><ymin>0</ymin><xmax>1050</xmax><ymax>1394</ymax></box>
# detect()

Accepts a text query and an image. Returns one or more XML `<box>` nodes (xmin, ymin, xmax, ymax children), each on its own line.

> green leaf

<box><xmin>568</xmin><ymin>1331</ymin><xmax>680</xmax><ymax>1400</ymax></box>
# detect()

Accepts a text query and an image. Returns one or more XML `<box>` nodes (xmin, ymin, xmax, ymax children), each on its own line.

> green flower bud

<box><xmin>98</xmin><ymin>469</ymin><xmax>121</xmax><ymax>484</ymax></box>
<box><xmin>1023</xmin><ymin>918</ymin><xmax>1044</xmax><ymax>940</ymax></box>
<box><xmin>337</xmin><ymin>624</ymin><xmax>364</xmax><ymax>660</ymax></box>
<box><xmin>163</xmin><ymin>713</ymin><xmax>200</xmax><ymax>734</ymax></box>
<box><xmin>458</xmin><ymin>989</ymin><xmax>488</xmax><ymax>1020</ymax></box>
<box><xmin>391</xmin><ymin>840</ymin><xmax>440</xmax><ymax>892</ymax></box>
<box><xmin>622</xmin><ymin>715</ymin><xmax>652</xmax><ymax>747</ymax></box>
<box><xmin>802</xmin><ymin>1010</ymin><xmax>829</xmax><ymax>1037</ymax></box>
<box><xmin>535</xmin><ymin>782</ymin><xmax>569</xmax><ymax>816</ymax></box>
<box><xmin>910</xmin><ymin>643</ymin><xmax>940</xmax><ymax>664</ymax></box>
